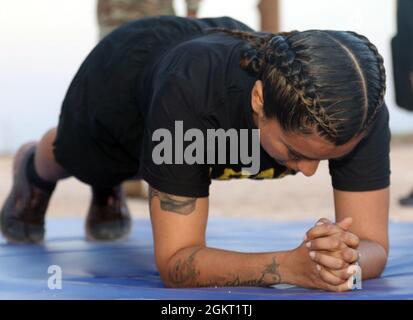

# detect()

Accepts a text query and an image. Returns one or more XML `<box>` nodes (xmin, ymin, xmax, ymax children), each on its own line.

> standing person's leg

<box><xmin>97</xmin><ymin>0</ymin><xmax>176</xmax><ymax>40</ymax></box>
<box><xmin>397</xmin><ymin>0</ymin><xmax>413</xmax><ymax>205</ymax></box>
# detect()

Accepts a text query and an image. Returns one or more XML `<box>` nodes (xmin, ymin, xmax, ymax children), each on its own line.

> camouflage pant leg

<box><xmin>97</xmin><ymin>0</ymin><xmax>176</xmax><ymax>39</ymax></box>
<box><xmin>186</xmin><ymin>0</ymin><xmax>200</xmax><ymax>12</ymax></box>
<box><xmin>99</xmin><ymin>25</ymin><xmax>127</xmax><ymax>40</ymax></box>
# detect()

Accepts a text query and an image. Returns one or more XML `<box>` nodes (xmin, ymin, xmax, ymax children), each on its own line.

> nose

<box><xmin>296</xmin><ymin>160</ymin><xmax>320</xmax><ymax>177</ymax></box>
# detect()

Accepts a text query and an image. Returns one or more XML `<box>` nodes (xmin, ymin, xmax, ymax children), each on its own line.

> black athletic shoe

<box><xmin>399</xmin><ymin>192</ymin><xmax>413</xmax><ymax>207</ymax></box>
<box><xmin>86</xmin><ymin>186</ymin><xmax>131</xmax><ymax>241</ymax></box>
<box><xmin>0</xmin><ymin>144</ymin><xmax>52</xmax><ymax>243</ymax></box>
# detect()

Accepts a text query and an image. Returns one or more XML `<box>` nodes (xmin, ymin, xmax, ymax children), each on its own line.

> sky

<box><xmin>0</xmin><ymin>0</ymin><xmax>412</xmax><ymax>153</ymax></box>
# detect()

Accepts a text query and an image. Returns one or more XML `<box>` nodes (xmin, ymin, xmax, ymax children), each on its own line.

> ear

<box><xmin>251</xmin><ymin>80</ymin><xmax>264</xmax><ymax>116</ymax></box>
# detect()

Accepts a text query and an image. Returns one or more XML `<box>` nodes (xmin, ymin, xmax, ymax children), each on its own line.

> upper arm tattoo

<box><xmin>149</xmin><ymin>187</ymin><xmax>197</xmax><ymax>215</ymax></box>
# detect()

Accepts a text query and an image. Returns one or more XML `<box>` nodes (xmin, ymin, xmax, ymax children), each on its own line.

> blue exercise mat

<box><xmin>0</xmin><ymin>218</ymin><xmax>412</xmax><ymax>300</ymax></box>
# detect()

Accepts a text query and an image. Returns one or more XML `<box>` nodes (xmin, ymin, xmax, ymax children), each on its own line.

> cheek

<box><xmin>259</xmin><ymin>132</ymin><xmax>288</xmax><ymax>161</ymax></box>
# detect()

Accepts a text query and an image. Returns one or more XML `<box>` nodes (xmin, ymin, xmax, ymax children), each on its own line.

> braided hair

<box><xmin>210</xmin><ymin>28</ymin><xmax>386</xmax><ymax>146</ymax></box>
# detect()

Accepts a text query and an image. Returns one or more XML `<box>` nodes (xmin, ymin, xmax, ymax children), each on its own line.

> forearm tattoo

<box><xmin>168</xmin><ymin>249</ymin><xmax>282</xmax><ymax>288</ymax></box>
<box><xmin>149</xmin><ymin>187</ymin><xmax>197</xmax><ymax>215</ymax></box>
<box><xmin>224</xmin><ymin>257</ymin><xmax>281</xmax><ymax>287</ymax></box>
<box><xmin>168</xmin><ymin>247</ymin><xmax>202</xmax><ymax>286</ymax></box>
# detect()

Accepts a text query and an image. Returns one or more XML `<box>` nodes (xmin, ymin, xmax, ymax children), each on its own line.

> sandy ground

<box><xmin>0</xmin><ymin>136</ymin><xmax>412</xmax><ymax>223</ymax></box>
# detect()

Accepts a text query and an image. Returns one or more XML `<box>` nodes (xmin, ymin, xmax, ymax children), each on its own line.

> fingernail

<box><xmin>316</xmin><ymin>264</ymin><xmax>321</xmax><ymax>271</ymax></box>
<box><xmin>306</xmin><ymin>241</ymin><xmax>311</xmax><ymax>248</ymax></box>
<box><xmin>316</xmin><ymin>222</ymin><xmax>324</xmax><ymax>226</ymax></box>
<box><xmin>309</xmin><ymin>251</ymin><xmax>316</xmax><ymax>260</ymax></box>
<box><xmin>303</xmin><ymin>234</ymin><xmax>308</xmax><ymax>241</ymax></box>
<box><xmin>347</xmin><ymin>268</ymin><xmax>357</xmax><ymax>275</ymax></box>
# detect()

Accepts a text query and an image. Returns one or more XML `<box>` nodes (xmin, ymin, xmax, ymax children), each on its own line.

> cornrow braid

<box><xmin>207</xmin><ymin>28</ymin><xmax>272</xmax><ymax>75</ymax></box>
<box><xmin>345</xmin><ymin>31</ymin><xmax>387</xmax><ymax>132</ymax></box>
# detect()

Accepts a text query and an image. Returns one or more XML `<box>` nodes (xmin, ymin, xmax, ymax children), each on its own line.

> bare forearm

<box><xmin>163</xmin><ymin>246</ymin><xmax>288</xmax><ymax>288</ymax></box>
<box><xmin>358</xmin><ymin>239</ymin><xmax>388</xmax><ymax>280</ymax></box>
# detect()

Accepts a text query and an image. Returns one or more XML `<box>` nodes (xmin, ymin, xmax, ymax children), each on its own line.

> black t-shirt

<box><xmin>141</xmin><ymin>32</ymin><xmax>391</xmax><ymax>198</ymax></box>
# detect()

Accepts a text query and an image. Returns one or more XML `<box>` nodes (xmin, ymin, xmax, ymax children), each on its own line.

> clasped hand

<box><xmin>288</xmin><ymin>217</ymin><xmax>360</xmax><ymax>292</ymax></box>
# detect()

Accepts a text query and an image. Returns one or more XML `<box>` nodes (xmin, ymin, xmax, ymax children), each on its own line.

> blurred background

<box><xmin>0</xmin><ymin>0</ymin><xmax>412</xmax><ymax>222</ymax></box>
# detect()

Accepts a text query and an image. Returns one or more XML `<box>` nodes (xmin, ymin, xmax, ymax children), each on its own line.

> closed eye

<box><xmin>287</xmin><ymin>149</ymin><xmax>307</xmax><ymax>161</ymax></box>
<box><xmin>287</xmin><ymin>150</ymin><xmax>301</xmax><ymax>161</ymax></box>
<box><xmin>287</xmin><ymin>148</ymin><xmax>346</xmax><ymax>161</ymax></box>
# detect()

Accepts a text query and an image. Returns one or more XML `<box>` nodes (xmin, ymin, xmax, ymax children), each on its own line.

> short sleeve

<box><xmin>141</xmin><ymin>75</ymin><xmax>211</xmax><ymax>198</ymax></box>
<box><xmin>328</xmin><ymin>104</ymin><xmax>391</xmax><ymax>192</ymax></box>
